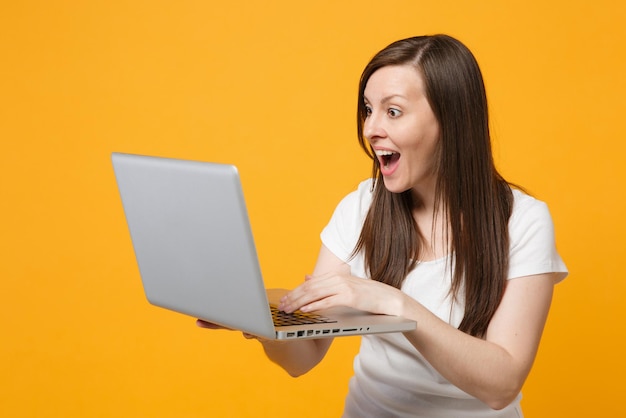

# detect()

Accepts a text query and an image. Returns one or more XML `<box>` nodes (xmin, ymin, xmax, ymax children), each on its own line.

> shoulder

<box><xmin>509</xmin><ymin>188</ymin><xmax>554</xmax><ymax>236</ymax></box>
<box><xmin>320</xmin><ymin>179</ymin><xmax>373</xmax><ymax>262</ymax></box>
<box><xmin>507</xmin><ymin>188</ymin><xmax>568</xmax><ymax>281</ymax></box>
<box><xmin>333</xmin><ymin>178</ymin><xmax>374</xmax><ymax>219</ymax></box>
<box><xmin>511</xmin><ymin>188</ymin><xmax>549</xmax><ymax>216</ymax></box>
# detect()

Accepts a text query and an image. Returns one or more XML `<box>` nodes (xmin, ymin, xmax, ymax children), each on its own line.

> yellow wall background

<box><xmin>2</xmin><ymin>1</ymin><xmax>624</xmax><ymax>416</ymax></box>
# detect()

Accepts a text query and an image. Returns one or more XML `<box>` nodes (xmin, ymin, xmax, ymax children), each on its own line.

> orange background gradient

<box><xmin>1</xmin><ymin>1</ymin><xmax>624</xmax><ymax>417</ymax></box>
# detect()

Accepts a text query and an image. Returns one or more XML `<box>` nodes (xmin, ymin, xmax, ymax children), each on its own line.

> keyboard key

<box><xmin>270</xmin><ymin>306</ymin><xmax>337</xmax><ymax>326</ymax></box>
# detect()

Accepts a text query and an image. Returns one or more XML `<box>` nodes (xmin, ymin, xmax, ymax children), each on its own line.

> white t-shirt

<box><xmin>320</xmin><ymin>179</ymin><xmax>568</xmax><ymax>418</ymax></box>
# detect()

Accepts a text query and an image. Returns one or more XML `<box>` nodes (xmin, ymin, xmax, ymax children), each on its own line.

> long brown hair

<box><xmin>353</xmin><ymin>35</ymin><xmax>513</xmax><ymax>337</ymax></box>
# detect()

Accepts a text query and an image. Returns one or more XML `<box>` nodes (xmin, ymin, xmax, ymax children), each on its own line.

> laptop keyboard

<box><xmin>270</xmin><ymin>306</ymin><xmax>337</xmax><ymax>326</ymax></box>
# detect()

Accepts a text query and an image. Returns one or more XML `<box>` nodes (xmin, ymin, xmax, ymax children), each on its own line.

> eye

<box><xmin>364</xmin><ymin>104</ymin><xmax>372</xmax><ymax>116</ymax></box>
<box><xmin>388</xmin><ymin>108</ymin><xmax>401</xmax><ymax>118</ymax></box>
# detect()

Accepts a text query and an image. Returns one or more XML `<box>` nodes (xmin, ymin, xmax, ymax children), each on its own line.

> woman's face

<box><xmin>363</xmin><ymin>65</ymin><xmax>440</xmax><ymax>196</ymax></box>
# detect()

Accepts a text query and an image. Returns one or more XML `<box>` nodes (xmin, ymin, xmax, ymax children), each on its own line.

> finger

<box><xmin>243</xmin><ymin>333</ymin><xmax>273</xmax><ymax>344</ymax></box>
<box><xmin>278</xmin><ymin>282</ymin><xmax>311</xmax><ymax>312</ymax></box>
<box><xmin>196</xmin><ymin>319</ymin><xmax>227</xmax><ymax>329</ymax></box>
<box><xmin>300</xmin><ymin>294</ymin><xmax>342</xmax><ymax>313</ymax></box>
<box><xmin>279</xmin><ymin>276</ymin><xmax>310</xmax><ymax>305</ymax></box>
<box><xmin>280</xmin><ymin>285</ymin><xmax>322</xmax><ymax>312</ymax></box>
<box><xmin>280</xmin><ymin>273</ymin><xmax>343</xmax><ymax>312</ymax></box>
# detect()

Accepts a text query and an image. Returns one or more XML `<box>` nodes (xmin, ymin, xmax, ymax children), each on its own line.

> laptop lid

<box><xmin>112</xmin><ymin>152</ymin><xmax>416</xmax><ymax>340</ymax></box>
<box><xmin>112</xmin><ymin>152</ymin><xmax>277</xmax><ymax>339</ymax></box>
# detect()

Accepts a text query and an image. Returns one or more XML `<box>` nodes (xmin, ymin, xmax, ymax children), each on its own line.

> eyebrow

<box><xmin>363</xmin><ymin>94</ymin><xmax>408</xmax><ymax>104</ymax></box>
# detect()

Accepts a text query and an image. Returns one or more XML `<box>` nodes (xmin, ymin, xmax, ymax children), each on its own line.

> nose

<box><xmin>363</xmin><ymin>111</ymin><xmax>386</xmax><ymax>144</ymax></box>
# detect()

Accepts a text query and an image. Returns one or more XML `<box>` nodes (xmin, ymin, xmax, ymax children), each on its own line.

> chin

<box><xmin>381</xmin><ymin>177</ymin><xmax>411</xmax><ymax>194</ymax></box>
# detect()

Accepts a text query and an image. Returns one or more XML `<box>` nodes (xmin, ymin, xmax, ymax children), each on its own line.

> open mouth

<box><xmin>375</xmin><ymin>149</ymin><xmax>400</xmax><ymax>170</ymax></box>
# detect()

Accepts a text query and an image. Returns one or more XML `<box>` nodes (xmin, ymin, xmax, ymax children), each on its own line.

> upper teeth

<box><xmin>375</xmin><ymin>150</ymin><xmax>396</xmax><ymax>156</ymax></box>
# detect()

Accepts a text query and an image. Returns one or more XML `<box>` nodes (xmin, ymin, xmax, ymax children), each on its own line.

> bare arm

<box><xmin>280</xmin><ymin>270</ymin><xmax>559</xmax><ymax>407</ymax></box>
<box><xmin>401</xmin><ymin>273</ymin><xmax>556</xmax><ymax>409</ymax></box>
<box><xmin>257</xmin><ymin>245</ymin><xmax>350</xmax><ymax>376</ymax></box>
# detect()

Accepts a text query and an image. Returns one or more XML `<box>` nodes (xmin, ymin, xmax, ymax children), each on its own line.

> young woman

<box><xmin>199</xmin><ymin>34</ymin><xmax>567</xmax><ymax>417</ymax></box>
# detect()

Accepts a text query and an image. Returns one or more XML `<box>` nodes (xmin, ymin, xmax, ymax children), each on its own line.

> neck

<box><xmin>410</xmin><ymin>183</ymin><xmax>449</xmax><ymax>262</ymax></box>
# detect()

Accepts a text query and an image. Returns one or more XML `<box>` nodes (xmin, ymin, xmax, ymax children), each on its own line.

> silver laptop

<box><xmin>111</xmin><ymin>152</ymin><xmax>416</xmax><ymax>340</ymax></box>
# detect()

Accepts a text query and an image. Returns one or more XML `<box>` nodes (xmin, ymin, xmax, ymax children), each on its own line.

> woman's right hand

<box><xmin>195</xmin><ymin>319</ymin><xmax>226</xmax><ymax>330</ymax></box>
<box><xmin>194</xmin><ymin>245</ymin><xmax>344</xmax><ymax>377</ymax></box>
<box><xmin>195</xmin><ymin>319</ymin><xmax>267</xmax><ymax>341</ymax></box>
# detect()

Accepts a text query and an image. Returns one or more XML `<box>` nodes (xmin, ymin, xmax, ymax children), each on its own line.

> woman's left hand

<box><xmin>278</xmin><ymin>272</ymin><xmax>405</xmax><ymax>317</ymax></box>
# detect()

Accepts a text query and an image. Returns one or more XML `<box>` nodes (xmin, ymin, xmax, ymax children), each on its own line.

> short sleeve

<box><xmin>320</xmin><ymin>180</ymin><xmax>373</xmax><ymax>263</ymax></box>
<box><xmin>508</xmin><ymin>190</ymin><xmax>568</xmax><ymax>282</ymax></box>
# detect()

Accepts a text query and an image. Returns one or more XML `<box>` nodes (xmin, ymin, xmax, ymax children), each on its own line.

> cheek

<box><xmin>401</xmin><ymin>121</ymin><xmax>438</xmax><ymax>151</ymax></box>
<box><xmin>420</xmin><ymin>120</ymin><xmax>440</xmax><ymax>157</ymax></box>
<box><xmin>422</xmin><ymin>114</ymin><xmax>440</xmax><ymax>140</ymax></box>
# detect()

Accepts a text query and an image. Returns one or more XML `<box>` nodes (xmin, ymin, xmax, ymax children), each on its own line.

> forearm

<box><xmin>258</xmin><ymin>244</ymin><xmax>341</xmax><ymax>377</ymax></box>
<box><xmin>260</xmin><ymin>337</ymin><xmax>333</xmax><ymax>377</ymax></box>
<box><xmin>396</xmin><ymin>274</ymin><xmax>554</xmax><ymax>409</ymax></box>
<box><xmin>402</xmin><ymin>304</ymin><xmax>527</xmax><ymax>409</ymax></box>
